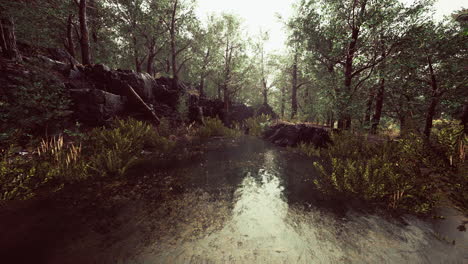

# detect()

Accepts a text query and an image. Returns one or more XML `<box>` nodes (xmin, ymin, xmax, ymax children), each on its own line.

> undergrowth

<box><xmin>1</xmin><ymin>118</ymin><xmax>175</xmax><ymax>200</ymax></box>
<box><xmin>300</xmin><ymin>126</ymin><xmax>466</xmax><ymax>214</ymax></box>
<box><xmin>195</xmin><ymin>117</ymin><xmax>241</xmax><ymax>138</ymax></box>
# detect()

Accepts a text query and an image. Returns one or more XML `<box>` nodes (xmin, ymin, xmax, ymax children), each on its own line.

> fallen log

<box><xmin>264</xmin><ymin>123</ymin><xmax>331</xmax><ymax>148</ymax></box>
<box><xmin>126</xmin><ymin>84</ymin><xmax>160</xmax><ymax>126</ymax></box>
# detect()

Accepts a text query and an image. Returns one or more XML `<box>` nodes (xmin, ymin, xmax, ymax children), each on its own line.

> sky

<box><xmin>195</xmin><ymin>0</ymin><xmax>467</xmax><ymax>53</ymax></box>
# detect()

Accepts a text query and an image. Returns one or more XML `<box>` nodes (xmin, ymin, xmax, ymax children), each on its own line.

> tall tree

<box><xmin>76</xmin><ymin>0</ymin><xmax>91</xmax><ymax>65</ymax></box>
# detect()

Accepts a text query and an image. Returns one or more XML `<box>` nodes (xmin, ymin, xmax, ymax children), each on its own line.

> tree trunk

<box><xmin>371</xmin><ymin>78</ymin><xmax>385</xmax><ymax>134</ymax></box>
<box><xmin>280</xmin><ymin>85</ymin><xmax>286</xmax><ymax>118</ymax></box>
<box><xmin>262</xmin><ymin>78</ymin><xmax>268</xmax><ymax>105</ymax></box>
<box><xmin>399</xmin><ymin>115</ymin><xmax>406</xmax><ymax>135</ymax></box>
<box><xmin>132</xmin><ymin>36</ymin><xmax>144</xmax><ymax>73</ymax></box>
<box><xmin>78</xmin><ymin>0</ymin><xmax>91</xmax><ymax>65</ymax></box>
<box><xmin>170</xmin><ymin>0</ymin><xmax>179</xmax><ymax>91</ymax></box>
<box><xmin>423</xmin><ymin>56</ymin><xmax>440</xmax><ymax>138</ymax></box>
<box><xmin>424</xmin><ymin>96</ymin><xmax>439</xmax><ymax>137</ymax></box>
<box><xmin>199</xmin><ymin>75</ymin><xmax>205</xmax><ymax>97</ymax></box>
<box><xmin>65</xmin><ymin>14</ymin><xmax>76</xmax><ymax>59</ymax></box>
<box><xmin>363</xmin><ymin>87</ymin><xmax>374</xmax><ymax>127</ymax></box>
<box><xmin>291</xmin><ymin>51</ymin><xmax>298</xmax><ymax>119</ymax></box>
<box><xmin>146</xmin><ymin>43</ymin><xmax>156</xmax><ymax>76</ymax></box>
<box><xmin>0</xmin><ymin>17</ymin><xmax>22</xmax><ymax>62</ymax></box>
<box><xmin>461</xmin><ymin>101</ymin><xmax>468</xmax><ymax>135</ymax></box>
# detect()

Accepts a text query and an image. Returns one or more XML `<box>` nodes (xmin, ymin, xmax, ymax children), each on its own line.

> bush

<box><xmin>312</xmin><ymin>132</ymin><xmax>440</xmax><ymax>213</ymax></box>
<box><xmin>0</xmin><ymin>80</ymin><xmax>72</xmax><ymax>146</ymax></box>
<box><xmin>245</xmin><ymin>114</ymin><xmax>271</xmax><ymax>136</ymax></box>
<box><xmin>86</xmin><ymin>118</ymin><xmax>174</xmax><ymax>177</ymax></box>
<box><xmin>195</xmin><ymin>117</ymin><xmax>240</xmax><ymax>138</ymax></box>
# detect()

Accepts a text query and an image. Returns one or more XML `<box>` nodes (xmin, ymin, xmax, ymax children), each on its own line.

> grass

<box><xmin>1</xmin><ymin>118</ymin><xmax>175</xmax><ymax>200</ymax></box>
<box><xmin>296</xmin><ymin>128</ymin><xmax>466</xmax><ymax>214</ymax></box>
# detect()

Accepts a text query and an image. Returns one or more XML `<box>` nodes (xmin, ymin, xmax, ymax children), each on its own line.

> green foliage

<box><xmin>87</xmin><ymin>118</ymin><xmax>174</xmax><ymax>177</ymax></box>
<box><xmin>312</xmin><ymin>132</ymin><xmax>441</xmax><ymax>213</ymax></box>
<box><xmin>0</xmin><ymin>146</ymin><xmax>40</xmax><ymax>200</ymax></box>
<box><xmin>1</xmin><ymin>136</ymin><xmax>87</xmax><ymax>200</ymax></box>
<box><xmin>296</xmin><ymin>142</ymin><xmax>322</xmax><ymax>158</ymax></box>
<box><xmin>245</xmin><ymin>114</ymin><xmax>271</xmax><ymax>136</ymax></box>
<box><xmin>0</xmin><ymin>80</ymin><xmax>72</xmax><ymax>146</ymax></box>
<box><xmin>195</xmin><ymin>117</ymin><xmax>240</xmax><ymax>138</ymax></box>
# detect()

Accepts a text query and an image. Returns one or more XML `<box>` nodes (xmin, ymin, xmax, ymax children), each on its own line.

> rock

<box><xmin>255</xmin><ymin>103</ymin><xmax>278</xmax><ymax>119</ymax></box>
<box><xmin>264</xmin><ymin>123</ymin><xmax>331</xmax><ymax>147</ymax></box>
<box><xmin>46</xmin><ymin>48</ymin><xmax>79</xmax><ymax>65</ymax></box>
<box><xmin>228</xmin><ymin>103</ymin><xmax>255</xmax><ymax>125</ymax></box>
<box><xmin>69</xmin><ymin>89</ymin><xmax>127</xmax><ymax>125</ymax></box>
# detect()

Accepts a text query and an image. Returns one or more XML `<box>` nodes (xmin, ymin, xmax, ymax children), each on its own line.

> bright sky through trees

<box><xmin>195</xmin><ymin>0</ymin><xmax>466</xmax><ymax>53</ymax></box>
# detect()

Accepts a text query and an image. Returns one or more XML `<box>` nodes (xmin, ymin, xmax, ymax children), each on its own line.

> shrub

<box><xmin>312</xmin><ymin>132</ymin><xmax>440</xmax><ymax>213</ymax></box>
<box><xmin>195</xmin><ymin>117</ymin><xmax>240</xmax><ymax>138</ymax></box>
<box><xmin>245</xmin><ymin>114</ymin><xmax>271</xmax><ymax>136</ymax></box>
<box><xmin>86</xmin><ymin>118</ymin><xmax>174</xmax><ymax>177</ymax></box>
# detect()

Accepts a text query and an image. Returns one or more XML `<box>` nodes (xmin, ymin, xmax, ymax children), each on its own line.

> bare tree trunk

<box><xmin>0</xmin><ymin>17</ymin><xmax>22</xmax><ymax>62</ymax></box>
<box><xmin>65</xmin><ymin>14</ymin><xmax>76</xmax><ymax>59</ymax></box>
<box><xmin>146</xmin><ymin>42</ymin><xmax>157</xmax><ymax>76</ymax></box>
<box><xmin>199</xmin><ymin>75</ymin><xmax>205</xmax><ymax>97</ymax></box>
<box><xmin>262</xmin><ymin>78</ymin><xmax>268</xmax><ymax>105</ymax></box>
<box><xmin>371</xmin><ymin>78</ymin><xmax>385</xmax><ymax>134</ymax></box>
<box><xmin>461</xmin><ymin>101</ymin><xmax>468</xmax><ymax>135</ymax></box>
<box><xmin>170</xmin><ymin>0</ymin><xmax>179</xmax><ymax>91</ymax></box>
<box><xmin>78</xmin><ymin>0</ymin><xmax>91</xmax><ymax>65</ymax></box>
<box><xmin>291</xmin><ymin>51</ymin><xmax>298</xmax><ymax>119</ymax></box>
<box><xmin>363</xmin><ymin>87</ymin><xmax>374</xmax><ymax>127</ymax></box>
<box><xmin>424</xmin><ymin>56</ymin><xmax>440</xmax><ymax>138</ymax></box>
<box><xmin>280</xmin><ymin>85</ymin><xmax>286</xmax><ymax>118</ymax></box>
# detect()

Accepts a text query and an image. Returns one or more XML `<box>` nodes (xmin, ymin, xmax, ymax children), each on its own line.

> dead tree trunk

<box><xmin>126</xmin><ymin>84</ymin><xmax>160</xmax><ymax>126</ymax></box>
<box><xmin>0</xmin><ymin>17</ymin><xmax>22</xmax><ymax>62</ymax></box>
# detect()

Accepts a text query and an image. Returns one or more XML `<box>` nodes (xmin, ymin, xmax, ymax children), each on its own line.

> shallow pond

<box><xmin>1</xmin><ymin>137</ymin><xmax>466</xmax><ymax>264</ymax></box>
<box><xmin>134</xmin><ymin>136</ymin><xmax>467</xmax><ymax>263</ymax></box>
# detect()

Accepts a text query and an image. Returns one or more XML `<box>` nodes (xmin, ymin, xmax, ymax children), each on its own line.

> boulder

<box><xmin>255</xmin><ymin>103</ymin><xmax>278</xmax><ymax>119</ymax></box>
<box><xmin>264</xmin><ymin>123</ymin><xmax>331</xmax><ymax>148</ymax></box>
<box><xmin>69</xmin><ymin>89</ymin><xmax>126</xmax><ymax>125</ymax></box>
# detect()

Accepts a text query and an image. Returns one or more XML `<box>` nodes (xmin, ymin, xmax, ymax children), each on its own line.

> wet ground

<box><xmin>0</xmin><ymin>137</ymin><xmax>466</xmax><ymax>263</ymax></box>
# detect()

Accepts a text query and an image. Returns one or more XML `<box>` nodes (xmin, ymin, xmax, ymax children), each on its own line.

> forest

<box><xmin>0</xmin><ymin>0</ymin><xmax>467</xmax><ymax>263</ymax></box>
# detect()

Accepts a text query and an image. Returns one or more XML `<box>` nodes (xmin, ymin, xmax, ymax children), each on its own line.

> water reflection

<box><xmin>136</xmin><ymin>138</ymin><xmax>466</xmax><ymax>264</ymax></box>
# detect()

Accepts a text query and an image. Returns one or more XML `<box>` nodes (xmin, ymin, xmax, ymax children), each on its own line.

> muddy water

<box><xmin>130</xmin><ymin>137</ymin><xmax>467</xmax><ymax>264</ymax></box>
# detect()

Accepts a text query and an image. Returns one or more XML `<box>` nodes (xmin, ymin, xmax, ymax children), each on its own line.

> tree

<box><xmin>0</xmin><ymin>17</ymin><xmax>22</xmax><ymax>62</ymax></box>
<box><xmin>290</xmin><ymin>0</ymin><xmax>421</xmax><ymax>129</ymax></box>
<box><xmin>75</xmin><ymin>0</ymin><xmax>91</xmax><ymax>65</ymax></box>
